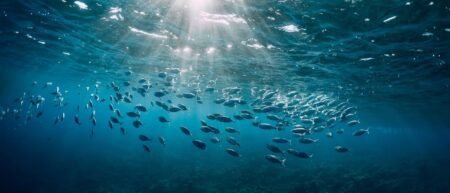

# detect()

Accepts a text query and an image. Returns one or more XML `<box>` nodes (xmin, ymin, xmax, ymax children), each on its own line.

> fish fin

<box><xmin>366</xmin><ymin>127</ymin><xmax>370</xmax><ymax>135</ymax></box>
<box><xmin>281</xmin><ymin>159</ymin><xmax>286</xmax><ymax>167</ymax></box>
<box><xmin>309</xmin><ymin>154</ymin><xmax>313</xmax><ymax>158</ymax></box>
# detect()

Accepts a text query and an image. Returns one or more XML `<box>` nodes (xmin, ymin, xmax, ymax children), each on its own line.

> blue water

<box><xmin>1</xmin><ymin>0</ymin><xmax>450</xmax><ymax>193</ymax></box>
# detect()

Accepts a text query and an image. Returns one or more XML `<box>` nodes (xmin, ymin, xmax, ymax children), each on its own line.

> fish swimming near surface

<box><xmin>226</xmin><ymin>148</ymin><xmax>241</xmax><ymax>157</ymax></box>
<box><xmin>353</xmin><ymin>128</ymin><xmax>369</xmax><ymax>136</ymax></box>
<box><xmin>265</xmin><ymin>154</ymin><xmax>286</xmax><ymax>167</ymax></box>
<box><xmin>158</xmin><ymin>136</ymin><xmax>166</xmax><ymax>146</ymax></box>
<box><xmin>74</xmin><ymin>115</ymin><xmax>81</xmax><ymax>125</ymax></box>
<box><xmin>266</xmin><ymin>144</ymin><xmax>284</xmax><ymax>154</ymax></box>
<box><xmin>226</xmin><ymin>136</ymin><xmax>240</xmax><ymax>147</ymax></box>
<box><xmin>287</xmin><ymin>149</ymin><xmax>312</xmax><ymax>159</ymax></box>
<box><xmin>139</xmin><ymin>135</ymin><xmax>151</xmax><ymax>141</ymax></box>
<box><xmin>158</xmin><ymin>116</ymin><xmax>169</xmax><ymax>123</ymax></box>
<box><xmin>299</xmin><ymin>138</ymin><xmax>319</xmax><ymax>144</ymax></box>
<box><xmin>272</xmin><ymin>137</ymin><xmax>291</xmax><ymax>145</ymax></box>
<box><xmin>180</xmin><ymin>126</ymin><xmax>191</xmax><ymax>136</ymax></box>
<box><xmin>192</xmin><ymin>140</ymin><xmax>207</xmax><ymax>150</ymax></box>
<box><xmin>142</xmin><ymin>144</ymin><xmax>151</xmax><ymax>152</ymax></box>
<box><xmin>335</xmin><ymin>146</ymin><xmax>349</xmax><ymax>153</ymax></box>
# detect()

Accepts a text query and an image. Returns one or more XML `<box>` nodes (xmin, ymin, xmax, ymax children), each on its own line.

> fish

<box><xmin>335</xmin><ymin>146</ymin><xmax>349</xmax><ymax>153</ymax></box>
<box><xmin>287</xmin><ymin>149</ymin><xmax>312</xmax><ymax>159</ymax></box>
<box><xmin>158</xmin><ymin>116</ymin><xmax>169</xmax><ymax>123</ymax></box>
<box><xmin>127</xmin><ymin>112</ymin><xmax>140</xmax><ymax>118</ymax></box>
<box><xmin>226</xmin><ymin>136</ymin><xmax>240</xmax><ymax>147</ymax></box>
<box><xmin>139</xmin><ymin>134</ymin><xmax>151</xmax><ymax>141</ymax></box>
<box><xmin>115</xmin><ymin>109</ymin><xmax>123</xmax><ymax>118</ymax></box>
<box><xmin>154</xmin><ymin>91</ymin><xmax>165</xmax><ymax>98</ymax></box>
<box><xmin>210</xmin><ymin>136</ymin><xmax>220</xmax><ymax>143</ymax></box>
<box><xmin>135</xmin><ymin>104</ymin><xmax>147</xmax><ymax>112</ymax></box>
<box><xmin>120</xmin><ymin>127</ymin><xmax>126</xmax><ymax>135</ymax></box>
<box><xmin>177</xmin><ymin>104</ymin><xmax>188</xmax><ymax>111</ymax></box>
<box><xmin>347</xmin><ymin>120</ymin><xmax>360</xmax><ymax>126</ymax></box>
<box><xmin>110</xmin><ymin>116</ymin><xmax>120</xmax><ymax>124</ymax></box>
<box><xmin>291</xmin><ymin>127</ymin><xmax>310</xmax><ymax>134</ymax></box>
<box><xmin>133</xmin><ymin>120</ymin><xmax>143</xmax><ymax>128</ymax></box>
<box><xmin>272</xmin><ymin>137</ymin><xmax>291</xmax><ymax>145</ymax></box>
<box><xmin>168</xmin><ymin>106</ymin><xmax>181</xmax><ymax>112</ymax></box>
<box><xmin>326</xmin><ymin>132</ymin><xmax>333</xmax><ymax>138</ymax></box>
<box><xmin>216</xmin><ymin>116</ymin><xmax>232</xmax><ymax>123</ymax></box>
<box><xmin>299</xmin><ymin>138</ymin><xmax>319</xmax><ymax>144</ymax></box>
<box><xmin>225</xmin><ymin>127</ymin><xmax>240</xmax><ymax>133</ymax></box>
<box><xmin>180</xmin><ymin>126</ymin><xmax>192</xmax><ymax>136</ymax></box>
<box><xmin>74</xmin><ymin>115</ymin><xmax>81</xmax><ymax>125</ymax></box>
<box><xmin>108</xmin><ymin>121</ymin><xmax>113</xmax><ymax>129</ymax></box>
<box><xmin>336</xmin><ymin>129</ymin><xmax>344</xmax><ymax>134</ymax></box>
<box><xmin>142</xmin><ymin>144</ymin><xmax>151</xmax><ymax>152</ymax></box>
<box><xmin>267</xmin><ymin>114</ymin><xmax>283</xmax><ymax>122</ymax></box>
<box><xmin>182</xmin><ymin>93</ymin><xmax>196</xmax><ymax>99</ymax></box>
<box><xmin>36</xmin><ymin>111</ymin><xmax>43</xmax><ymax>118</ymax></box>
<box><xmin>352</xmin><ymin>128</ymin><xmax>369</xmax><ymax>136</ymax></box>
<box><xmin>266</xmin><ymin>144</ymin><xmax>283</xmax><ymax>154</ymax></box>
<box><xmin>225</xmin><ymin>148</ymin><xmax>241</xmax><ymax>157</ymax></box>
<box><xmin>158</xmin><ymin>137</ymin><xmax>166</xmax><ymax>146</ymax></box>
<box><xmin>92</xmin><ymin>117</ymin><xmax>97</xmax><ymax>126</ymax></box>
<box><xmin>265</xmin><ymin>154</ymin><xmax>286</xmax><ymax>167</ymax></box>
<box><xmin>192</xmin><ymin>140</ymin><xmax>207</xmax><ymax>150</ymax></box>
<box><xmin>258</xmin><ymin>123</ymin><xmax>276</xmax><ymax>130</ymax></box>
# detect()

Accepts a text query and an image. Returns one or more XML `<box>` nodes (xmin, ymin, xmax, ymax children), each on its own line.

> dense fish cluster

<box><xmin>0</xmin><ymin>68</ymin><xmax>369</xmax><ymax>167</ymax></box>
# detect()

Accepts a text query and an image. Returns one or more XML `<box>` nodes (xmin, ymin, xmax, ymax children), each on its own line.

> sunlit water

<box><xmin>1</xmin><ymin>0</ymin><xmax>450</xmax><ymax>193</ymax></box>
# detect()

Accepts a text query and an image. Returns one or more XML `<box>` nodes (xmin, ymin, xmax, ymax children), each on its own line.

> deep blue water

<box><xmin>1</xmin><ymin>0</ymin><xmax>450</xmax><ymax>193</ymax></box>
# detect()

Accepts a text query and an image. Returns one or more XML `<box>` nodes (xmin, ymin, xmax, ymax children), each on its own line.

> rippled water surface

<box><xmin>1</xmin><ymin>0</ymin><xmax>450</xmax><ymax>193</ymax></box>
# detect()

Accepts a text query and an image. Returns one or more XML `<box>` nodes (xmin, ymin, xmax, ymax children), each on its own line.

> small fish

<box><xmin>142</xmin><ymin>144</ymin><xmax>151</xmax><ymax>152</ymax></box>
<box><xmin>352</xmin><ymin>128</ymin><xmax>369</xmax><ymax>136</ymax></box>
<box><xmin>115</xmin><ymin>109</ymin><xmax>122</xmax><ymax>118</ymax></box>
<box><xmin>109</xmin><ymin>104</ymin><xmax>114</xmax><ymax>111</ymax></box>
<box><xmin>154</xmin><ymin>91</ymin><xmax>165</xmax><ymax>98</ymax></box>
<box><xmin>326</xmin><ymin>132</ymin><xmax>333</xmax><ymax>138</ymax></box>
<box><xmin>210</xmin><ymin>136</ymin><xmax>220</xmax><ymax>143</ymax></box>
<box><xmin>266</xmin><ymin>144</ymin><xmax>283</xmax><ymax>154</ymax></box>
<box><xmin>192</xmin><ymin>140</ymin><xmax>207</xmax><ymax>150</ymax></box>
<box><xmin>336</xmin><ymin>129</ymin><xmax>344</xmax><ymax>134</ymax></box>
<box><xmin>127</xmin><ymin>111</ymin><xmax>140</xmax><ymax>118</ymax></box>
<box><xmin>92</xmin><ymin>117</ymin><xmax>97</xmax><ymax>126</ymax></box>
<box><xmin>36</xmin><ymin>111</ymin><xmax>43</xmax><ymax>118</ymax></box>
<box><xmin>74</xmin><ymin>115</ymin><xmax>81</xmax><ymax>125</ymax></box>
<box><xmin>158</xmin><ymin>137</ymin><xmax>166</xmax><ymax>146</ymax></box>
<box><xmin>272</xmin><ymin>137</ymin><xmax>291</xmax><ymax>145</ymax></box>
<box><xmin>139</xmin><ymin>135</ymin><xmax>151</xmax><ymax>141</ymax></box>
<box><xmin>335</xmin><ymin>146</ymin><xmax>349</xmax><ymax>153</ymax></box>
<box><xmin>226</xmin><ymin>148</ymin><xmax>241</xmax><ymax>157</ymax></box>
<box><xmin>108</xmin><ymin>121</ymin><xmax>113</xmax><ymax>129</ymax></box>
<box><xmin>225</xmin><ymin>127</ymin><xmax>240</xmax><ymax>134</ymax></box>
<box><xmin>177</xmin><ymin>104</ymin><xmax>188</xmax><ymax>111</ymax></box>
<box><xmin>299</xmin><ymin>138</ymin><xmax>319</xmax><ymax>144</ymax></box>
<box><xmin>265</xmin><ymin>154</ymin><xmax>286</xmax><ymax>167</ymax></box>
<box><xmin>226</xmin><ymin>136</ymin><xmax>240</xmax><ymax>147</ymax></box>
<box><xmin>158</xmin><ymin>116</ymin><xmax>169</xmax><ymax>123</ymax></box>
<box><xmin>216</xmin><ymin>116</ymin><xmax>233</xmax><ymax>123</ymax></box>
<box><xmin>120</xmin><ymin>127</ymin><xmax>126</xmax><ymax>135</ymax></box>
<box><xmin>135</xmin><ymin>104</ymin><xmax>147</xmax><ymax>112</ymax></box>
<box><xmin>133</xmin><ymin>120</ymin><xmax>143</xmax><ymax>128</ymax></box>
<box><xmin>259</xmin><ymin>123</ymin><xmax>275</xmax><ymax>130</ymax></box>
<box><xmin>347</xmin><ymin>120</ymin><xmax>360</xmax><ymax>126</ymax></box>
<box><xmin>182</xmin><ymin>93</ymin><xmax>196</xmax><ymax>99</ymax></box>
<box><xmin>287</xmin><ymin>149</ymin><xmax>312</xmax><ymax>159</ymax></box>
<box><xmin>110</xmin><ymin>116</ymin><xmax>120</xmax><ymax>124</ymax></box>
<box><xmin>180</xmin><ymin>126</ymin><xmax>192</xmax><ymax>136</ymax></box>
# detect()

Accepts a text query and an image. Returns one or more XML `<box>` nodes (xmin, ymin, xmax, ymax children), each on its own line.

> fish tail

<box><xmin>281</xmin><ymin>159</ymin><xmax>286</xmax><ymax>167</ymax></box>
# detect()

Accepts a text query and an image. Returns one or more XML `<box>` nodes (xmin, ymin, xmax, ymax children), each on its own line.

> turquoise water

<box><xmin>1</xmin><ymin>0</ymin><xmax>450</xmax><ymax>193</ymax></box>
